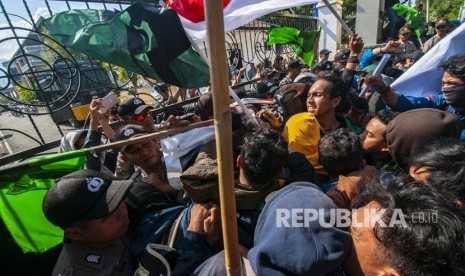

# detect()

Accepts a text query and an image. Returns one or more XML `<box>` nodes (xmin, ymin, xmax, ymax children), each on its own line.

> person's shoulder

<box><xmin>52</xmin><ymin>247</ymin><xmax>74</xmax><ymax>276</ymax></box>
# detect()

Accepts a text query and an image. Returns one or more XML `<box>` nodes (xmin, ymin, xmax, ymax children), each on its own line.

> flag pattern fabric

<box><xmin>44</xmin><ymin>2</ymin><xmax>210</xmax><ymax>88</ymax></box>
<box><xmin>0</xmin><ymin>150</ymin><xmax>87</xmax><ymax>253</ymax></box>
<box><xmin>267</xmin><ymin>27</ymin><xmax>320</xmax><ymax>66</ymax></box>
<box><xmin>166</xmin><ymin>0</ymin><xmax>321</xmax><ymax>43</ymax></box>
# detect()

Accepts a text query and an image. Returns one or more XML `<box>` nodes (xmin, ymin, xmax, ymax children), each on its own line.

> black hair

<box><xmin>440</xmin><ymin>55</ymin><xmax>465</xmax><ymax>82</ymax></box>
<box><xmin>347</xmin><ymin>91</ymin><xmax>368</xmax><ymax>110</ymax></box>
<box><xmin>318</xmin><ymin>128</ymin><xmax>363</xmax><ymax>178</ymax></box>
<box><xmin>407</xmin><ymin>138</ymin><xmax>465</xmax><ymax>202</ymax></box>
<box><xmin>375</xmin><ymin>109</ymin><xmax>399</xmax><ymax>138</ymax></box>
<box><xmin>241</xmin><ymin>128</ymin><xmax>288</xmax><ymax>186</ymax></box>
<box><xmin>318</xmin><ymin>75</ymin><xmax>350</xmax><ymax>113</ymax></box>
<box><xmin>360</xmin><ymin>178</ymin><xmax>465</xmax><ymax>276</ymax></box>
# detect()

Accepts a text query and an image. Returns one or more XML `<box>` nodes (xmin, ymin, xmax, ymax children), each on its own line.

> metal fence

<box><xmin>0</xmin><ymin>0</ymin><xmax>317</xmax><ymax>165</ymax></box>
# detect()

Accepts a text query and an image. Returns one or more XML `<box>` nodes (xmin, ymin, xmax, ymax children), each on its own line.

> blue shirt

<box><xmin>394</xmin><ymin>93</ymin><xmax>465</xmax><ymax>140</ymax></box>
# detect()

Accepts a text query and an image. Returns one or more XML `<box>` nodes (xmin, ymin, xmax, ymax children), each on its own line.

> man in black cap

<box><xmin>332</xmin><ymin>48</ymin><xmax>350</xmax><ymax>74</ymax></box>
<box><xmin>313</xmin><ymin>49</ymin><xmax>333</xmax><ymax>75</ymax></box>
<box><xmin>113</xmin><ymin>124</ymin><xmax>177</xmax><ymax>194</ymax></box>
<box><xmin>42</xmin><ymin>170</ymin><xmax>137</xmax><ymax>275</ymax></box>
<box><xmin>279</xmin><ymin>59</ymin><xmax>304</xmax><ymax>86</ymax></box>
<box><xmin>118</xmin><ymin>97</ymin><xmax>155</xmax><ymax>132</ymax></box>
<box><xmin>423</xmin><ymin>17</ymin><xmax>449</xmax><ymax>53</ymax></box>
<box><xmin>319</xmin><ymin>48</ymin><xmax>332</xmax><ymax>62</ymax></box>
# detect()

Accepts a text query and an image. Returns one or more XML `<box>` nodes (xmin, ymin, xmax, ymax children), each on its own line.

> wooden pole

<box><xmin>89</xmin><ymin>120</ymin><xmax>213</xmax><ymax>153</ymax></box>
<box><xmin>204</xmin><ymin>0</ymin><xmax>241</xmax><ymax>275</ymax></box>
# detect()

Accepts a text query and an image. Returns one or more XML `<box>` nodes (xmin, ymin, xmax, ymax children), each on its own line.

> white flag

<box><xmin>391</xmin><ymin>24</ymin><xmax>465</xmax><ymax>97</ymax></box>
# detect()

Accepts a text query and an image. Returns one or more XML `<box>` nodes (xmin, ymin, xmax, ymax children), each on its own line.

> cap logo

<box><xmin>86</xmin><ymin>177</ymin><xmax>104</xmax><ymax>192</ymax></box>
<box><xmin>85</xmin><ymin>254</ymin><xmax>102</xmax><ymax>264</ymax></box>
<box><xmin>124</xmin><ymin>128</ymin><xmax>134</xmax><ymax>137</ymax></box>
<box><xmin>133</xmin><ymin>99</ymin><xmax>142</xmax><ymax>105</ymax></box>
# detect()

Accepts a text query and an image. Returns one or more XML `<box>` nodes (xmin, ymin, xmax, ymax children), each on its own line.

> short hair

<box><xmin>360</xmin><ymin>178</ymin><xmax>465</xmax><ymax>275</ymax></box>
<box><xmin>318</xmin><ymin>75</ymin><xmax>350</xmax><ymax>113</ymax></box>
<box><xmin>440</xmin><ymin>55</ymin><xmax>465</xmax><ymax>82</ymax></box>
<box><xmin>241</xmin><ymin>128</ymin><xmax>288</xmax><ymax>186</ymax></box>
<box><xmin>318</xmin><ymin>128</ymin><xmax>363</xmax><ymax>178</ymax></box>
<box><xmin>375</xmin><ymin>109</ymin><xmax>399</xmax><ymax>138</ymax></box>
<box><xmin>407</xmin><ymin>138</ymin><xmax>465</xmax><ymax>202</ymax></box>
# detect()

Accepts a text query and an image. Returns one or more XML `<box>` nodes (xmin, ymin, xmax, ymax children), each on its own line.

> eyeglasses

<box><xmin>132</xmin><ymin>109</ymin><xmax>151</xmax><ymax>122</ymax></box>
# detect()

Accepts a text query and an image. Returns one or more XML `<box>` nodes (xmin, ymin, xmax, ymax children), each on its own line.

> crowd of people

<box><xmin>45</xmin><ymin>16</ymin><xmax>465</xmax><ymax>276</ymax></box>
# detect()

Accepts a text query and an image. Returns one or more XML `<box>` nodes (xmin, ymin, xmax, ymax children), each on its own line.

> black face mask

<box><xmin>442</xmin><ymin>83</ymin><xmax>465</xmax><ymax>108</ymax></box>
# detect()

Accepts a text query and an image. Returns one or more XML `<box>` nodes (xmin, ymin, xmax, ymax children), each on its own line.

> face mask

<box><xmin>442</xmin><ymin>83</ymin><xmax>465</xmax><ymax>108</ymax></box>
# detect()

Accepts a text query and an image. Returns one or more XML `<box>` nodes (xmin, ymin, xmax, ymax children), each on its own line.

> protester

<box><xmin>319</xmin><ymin>128</ymin><xmax>364</xmax><ymax>180</ymax></box>
<box><xmin>118</xmin><ymin>97</ymin><xmax>156</xmax><ymax>132</ymax></box>
<box><xmin>343</xmin><ymin>178</ymin><xmax>465</xmax><ymax>276</ymax></box>
<box><xmin>366</xmin><ymin>54</ymin><xmax>465</xmax><ymax>140</ymax></box>
<box><xmin>193</xmin><ymin>182</ymin><xmax>352</xmax><ymax>275</ymax></box>
<box><xmin>58</xmin><ymin>129</ymin><xmax>88</xmax><ymax>153</ymax></box>
<box><xmin>246</xmin><ymin>63</ymin><xmax>257</xmax><ymax>80</ymax></box>
<box><xmin>360</xmin><ymin>110</ymin><xmax>399</xmax><ymax>168</ymax></box>
<box><xmin>279</xmin><ymin>59</ymin><xmax>304</xmax><ymax>86</ymax></box>
<box><xmin>407</xmin><ymin>137</ymin><xmax>465</xmax><ymax>204</ymax></box>
<box><xmin>385</xmin><ymin>108</ymin><xmax>462</xmax><ymax>169</ymax></box>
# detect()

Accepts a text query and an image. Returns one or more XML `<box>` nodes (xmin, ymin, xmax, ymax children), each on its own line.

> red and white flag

<box><xmin>166</xmin><ymin>0</ymin><xmax>320</xmax><ymax>42</ymax></box>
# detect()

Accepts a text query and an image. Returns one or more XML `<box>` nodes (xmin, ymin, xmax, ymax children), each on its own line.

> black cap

<box><xmin>117</xmin><ymin>97</ymin><xmax>153</xmax><ymax>118</ymax></box>
<box><xmin>334</xmin><ymin>48</ymin><xmax>350</xmax><ymax>62</ymax></box>
<box><xmin>113</xmin><ymin>124</ymin><xmax>147</xmax><ymax>152</ymax></box>
<box><xmin>288</xmin><ymin>60</ymin><xmax>304</xmax><ymax>69</ymax></box>
<box><xmin>42</xmin><ymin>170</ymin><xmax>133</xmax><ymax>229</ymax></box>
<box><xmin>319</xmin><ymin>48</ymin><xmax>331</xmax><ymax>55</ymax></box>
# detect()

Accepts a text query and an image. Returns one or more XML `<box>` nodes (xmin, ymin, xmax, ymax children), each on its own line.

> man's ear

<box><xmin>64</xmin><ymin>227</ymin><xmax>83</xmax><ymax>241</ymax></box>
<box><xmin>236</xmin><ymin>155</ymin><xmax>243</xmax><ymax>168</ymax></box>
<box><xmin>120</xmin><ymin>153</ymin><xmax>128</xmax><ymax>163</ymax></box>
<box><xmin>380</xmin><ymin>267</ymin><xmax>402</xmax><ymax>276</ymax></box>
<box><xmin>331</xmin><ymin>96</ymin><xmax>341</xmax><ymax>108</ymax></box>
<box><xmin>380</xmin><ymin>141</ymin><xmax>390</xmax><ymax>152</ymax></box>
<box><xmin>409</xmin><ymin>165</ymin><xmax>431</xmax><ymax>181</ymax></box>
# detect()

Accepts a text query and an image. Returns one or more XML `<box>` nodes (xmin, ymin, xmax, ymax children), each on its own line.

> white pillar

<box><xmin>355</xmin><ymin>0</ymin><xmax>384</xmax><ymax>46</ymax></box>
<box><xmin>317</xmin><ymin>0</ymin><xmax>342</xmax><ymax>60</ymax></box>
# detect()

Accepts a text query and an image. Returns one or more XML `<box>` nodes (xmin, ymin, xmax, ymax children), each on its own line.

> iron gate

<box><xmin>0</xmin><ymin>0</ymin><xmax>317</xmax><ymax>165</ymax></box>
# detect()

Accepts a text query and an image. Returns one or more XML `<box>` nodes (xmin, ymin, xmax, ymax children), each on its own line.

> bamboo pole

<box><xmin>89</xmin><ymin>119</ymin><xmax>213</xmax><ymax>153</ymax></box>
<box><xmin>204</xmin><ymin>0</ymin><xmax>241</xmax><ymax>275</ymax></box>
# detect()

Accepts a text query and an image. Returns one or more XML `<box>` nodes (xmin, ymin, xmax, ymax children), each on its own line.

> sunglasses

<box><xmin>132</xmin><ymin>109</ymin><xmax>152</xmax><ymax>122</ymax></box>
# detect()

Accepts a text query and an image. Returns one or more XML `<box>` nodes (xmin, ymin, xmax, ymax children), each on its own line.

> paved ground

<box><xmin>0</xmin><ymin>88</ymin><xmax>159</xmax><ymax>158</ymax></box>
<box><xmin>0</xmin><ymin>111</ymin><xmax>76</xmax><ymax>156</ymax></box>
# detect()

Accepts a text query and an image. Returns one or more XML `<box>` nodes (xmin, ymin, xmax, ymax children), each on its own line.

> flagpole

<box><xmin>89</xmin><ymin>119</ymin><xmax>214</xmax><ymax>153</ymax></box>
<box><xmin>204</xmin><ymin>0</ymin><xmax>241</xmax><ymax>275</ymax></box>
<box><xmin>321</xmin><ymin>0</ymin><xmax>354</xmax><ymax>36</ymax></box>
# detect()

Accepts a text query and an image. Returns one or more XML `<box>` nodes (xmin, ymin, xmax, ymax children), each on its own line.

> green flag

<box><xmin>44</xmin><ymin>2</ymin><xmax>210</xmax><ymax>88</ymax></box>
<box><xmin>267</xmin><ymin>27</ymin><xmax>320</xmax><ymax>67</ymax></box>
<box><xmin>393</xmin><ymin>3</ymin><xmax>425</xmax><ymax>36</ymax></box>
<box><xmin>0</xmin><ymin>149</ymin><xmax>87</xmax><ymax>253</ymax></box>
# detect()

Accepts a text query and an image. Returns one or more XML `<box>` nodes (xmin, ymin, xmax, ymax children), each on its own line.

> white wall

<box><xmin>317</xmin><ymin>0</ymin><xmax>342</xmax><ymax>61</ymax></box>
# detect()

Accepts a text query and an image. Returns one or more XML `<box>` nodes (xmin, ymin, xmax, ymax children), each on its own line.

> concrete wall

<box><xmin>355</xmin><ymin>0</ymin><xmax>384</xmax><ymax>46</ymax></box>
<box><xmin>317</xmin><ymin>0</ymin><xmax>342</xmax><ymax>61</ymax></box>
